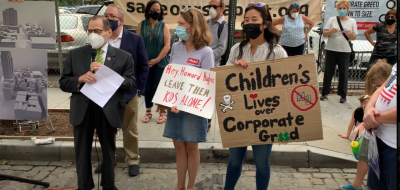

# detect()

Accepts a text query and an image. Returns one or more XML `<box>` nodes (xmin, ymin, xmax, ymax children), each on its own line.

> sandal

<box><xmin>142</xmin><ymin>110</ymin><xmax>152</xmax><ymax>123</ymax></box>
<box><xmin>157</xmin><ymin>112</ymin><xmax>167</xmax><ymax>124</ymax></box>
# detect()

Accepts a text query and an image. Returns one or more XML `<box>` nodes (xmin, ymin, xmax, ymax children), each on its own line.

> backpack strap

<box><xmin>218</xmin><ymin>20</ymin><xmax>226</xmax><ymax>39</ymax></box>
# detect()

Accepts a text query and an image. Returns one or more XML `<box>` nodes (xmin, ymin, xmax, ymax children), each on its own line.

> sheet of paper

<box><xmin>81</xmin><ymin>65</ymin><xmax>124</xmax><ymax>108</ymax></box>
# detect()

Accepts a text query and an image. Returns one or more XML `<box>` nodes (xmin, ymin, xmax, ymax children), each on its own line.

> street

<box><xmin>0</xmin><ymin>161</ymin><xmax>369</xmax><ymax>190</ymax></box>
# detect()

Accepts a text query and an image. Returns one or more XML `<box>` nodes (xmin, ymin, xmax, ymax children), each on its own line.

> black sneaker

<box><xmin>128</xmin><ymin>165</ymin><xmax>140</xmax><ymax>176</ymax></box>
<box><xmin>207</xmin><ymin>119</ymin><xmax>212</xmax><ymax>133</ymax></box>
<box><xmin>340</xmin><ymin>97</ymin><xmax>346</xmax><ymax>103</ymax></box>
<box><xmin>320</xmin><ymin>95</ymin><xmax>328</xmax><ymax>101</ymax></box>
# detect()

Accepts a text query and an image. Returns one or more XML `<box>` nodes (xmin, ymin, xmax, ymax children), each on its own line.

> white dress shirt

<box><xmin>226</xmin><ymin>42</ymin><xmax>288</xmax><ymax>65</ymax></box>
<box><xmin>108</xmin><ymin>28</ymin><xmax>123</xmax><ymax>49</ymax></box>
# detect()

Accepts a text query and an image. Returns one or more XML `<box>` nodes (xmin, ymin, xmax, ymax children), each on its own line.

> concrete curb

<box><xmin>0</xmin><ymin>139</ymin><xmax>357</xmax><ymax>168</ymax></box>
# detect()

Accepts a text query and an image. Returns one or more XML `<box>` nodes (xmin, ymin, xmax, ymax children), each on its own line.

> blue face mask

<box><xmin>108</xmin><ymin>19</ymin><xmax>119</xmax><ymax>31</ymax></box>
<box><xmin>176</xmin><ymin>26</ymin><xmax>190</xmax><ymax>41</ymax></box>
<box><xmin>338</xmin><ymin>10</ymin><xmax>347</xmax><ymax>17</ymax></box>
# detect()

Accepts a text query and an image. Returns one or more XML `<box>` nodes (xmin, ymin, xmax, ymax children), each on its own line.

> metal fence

<box><xmin>48</xmin><ymin>8</ymin><xmax>369</xmax><ymax>95</ymax></box>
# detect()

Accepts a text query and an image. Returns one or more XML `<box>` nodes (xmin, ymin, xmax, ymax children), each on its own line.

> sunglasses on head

<box><xmin>209</xmin><ymin>5</ymin><xmax>222</xmax><ymax>9</ymax></box>
<box><xmin>290</xmin><ymin>3</ymin><xmax>299</xmax><ymax>7</ymax></box>
<box><xmin>247</xmin><ymin>2</ymin><xmax>266</xmax><ymax>8</ymax></box>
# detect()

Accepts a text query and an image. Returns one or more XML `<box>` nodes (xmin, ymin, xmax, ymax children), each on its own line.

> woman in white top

<box><xmin>320</xmin><ymin>0</ymin><xmax>357</xmax><ymax>103</ymax></box>
<box><xmin>272</xmin><ymin>3</ymin><xmax>314</xmax><ymax>56</ymax></box>
<box><xmin>224</xmin><ymin>2</ymin><xmax>287</xmax><ymax>190</ymax></box>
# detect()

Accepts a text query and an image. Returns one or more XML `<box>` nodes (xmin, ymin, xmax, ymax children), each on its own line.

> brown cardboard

<box><xmin>211</xmin><ymin>54</ymin><xmax>323</xmax><ymax>148</ymax></box>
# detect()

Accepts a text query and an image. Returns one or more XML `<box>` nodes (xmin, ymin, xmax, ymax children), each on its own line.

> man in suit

<box><xmin>94</xmin><ymin>4</ymin><xmax>149</xmax><ymax>177</ymax></box>
<box><xmin>59</xmin><ymin>15</ymin><xmax>135</xmax><ymax>190</ymax></box>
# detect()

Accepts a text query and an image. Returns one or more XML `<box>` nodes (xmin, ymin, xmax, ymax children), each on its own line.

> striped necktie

<box><xmin>95</xmin><ymin>49</ymin><xmax>104</xmax><ymax>64</ymax></box>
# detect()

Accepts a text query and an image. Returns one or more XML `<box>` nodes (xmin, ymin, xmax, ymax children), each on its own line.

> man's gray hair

<box><xmin>88</xmin><ymin>15</ymin><xmax>111</xmax><ymax>31</ymax></box>
<box><xmin>108</xmin><ymin>4</ymin><xmax>125</xmax><ymax>19</ymax></box>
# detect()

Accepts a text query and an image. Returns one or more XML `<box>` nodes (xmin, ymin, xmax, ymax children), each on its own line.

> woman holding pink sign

<box><xmin>158</xmin><ymin>7</ymin><xmax>214</xmax><ymax>190</ymax></box>
<box><xmin>225</xmin><ymin>3</ymin><xmax>287</xmax><ymax>190</ymax></box>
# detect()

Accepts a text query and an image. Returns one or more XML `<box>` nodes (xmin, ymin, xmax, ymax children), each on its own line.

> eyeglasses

<box><xmin>209</xmin><ymin>5</ymin><xmax>222</xmax><ymax>9</ymax></box>
<box><xmin>247</xmin><ymin>2</ymin><xmax>265</xmax><ymax>7</ymax></box>
<box><xmin>290</xmin><ymin>3</ymin><xmax>299</xmax><ymax>7</ymax></box>
<box><xmin>104</xmin><ymin>14</ymin><xmax>121</xmax><ymax>20</ymax></box>
<box><xmin>87</xmin><ymin>29</ymin><xmax>103</xmax><ymax>35</ymax></box>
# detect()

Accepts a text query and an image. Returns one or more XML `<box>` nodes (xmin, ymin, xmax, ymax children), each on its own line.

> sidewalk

<box><xmin>0</xmin><ymin>160</ymin><xmax>370</xmax><ymax>190</ymax></box>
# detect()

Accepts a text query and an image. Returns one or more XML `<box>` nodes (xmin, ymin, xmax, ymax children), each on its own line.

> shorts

<box><xmin>163</xmin><ymin>110</ymin><xmax>208</xmax><ymax>143</ymax></box>
<box><xmin>367</xmin><ymin>137</ymin><xmax>397</xmax><ymax>190</ymax></box>
<box><xmin>357</xmin><ymin>138</ymin><xmax>369</xmax><ymax>163</ymax></box>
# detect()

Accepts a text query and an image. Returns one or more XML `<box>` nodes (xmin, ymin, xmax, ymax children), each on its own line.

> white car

<box><xmin>306</xmin><ymin>23</ymin><xmax>374</xmax><ymax>75</ymax></box>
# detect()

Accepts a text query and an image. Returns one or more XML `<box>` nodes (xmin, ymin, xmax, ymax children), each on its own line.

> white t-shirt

<box><xmin>169</xmin><ymin>42</ymin><xmax>215</xmax><ymax>70</ymax></box>
<box><xmin>375</xmin><ymin>64</ymin><xmax>397</xmax><ymax>149</ymax></box>
<box><xmin>324</xmin><ymin>17</ymin><xmax>358</xmax><ymax>52</ymax></box>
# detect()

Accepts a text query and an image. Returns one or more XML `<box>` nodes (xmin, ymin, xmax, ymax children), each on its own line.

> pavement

<box><xmin>0</xmin><ymin>88</ymin><xmax>362</xmax><ymax>168</ymax></box>
<box><xmin>0</xmin><ymin>160</ymin><xmax>370</xmax><ymax>190</ymax></box>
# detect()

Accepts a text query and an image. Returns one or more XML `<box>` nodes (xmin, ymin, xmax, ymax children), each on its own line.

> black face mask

<box><xmin>149</xmin><ymin>11</ymin><xmax>161</xmax><ymax>20</ymax></box>
<box><xmin>243</xmin><ymin>24</ymin><xmax>262</xmax><ymax>39</ymax></box>
<box><xmin>386</xmin><ymin>19</ymin><xmax>396</xmax><ymax>25</ymax></box>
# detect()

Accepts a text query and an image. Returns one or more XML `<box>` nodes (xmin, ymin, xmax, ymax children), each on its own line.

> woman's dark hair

<box><xmin>237</xmin><ymin>6</ymin><xmax>280</xmax><ymax>60</ymax></box>
<box><xmin>385</xmin><ymin>9</ymin><xmax>397</xmax><ymax>24</ymax></box>
<box><xmin>287</xmin><ymin>4</ymin><xmax>300</xmax><ymax>16</ymax></box>
<box><xmin>144</xmin><ymin>0</ymin><xmax>164</xmax><ymax>21</ymax></box>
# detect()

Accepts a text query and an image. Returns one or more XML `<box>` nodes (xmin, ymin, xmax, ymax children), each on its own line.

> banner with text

<box><xmin>115</xmin><ymin>0</ymin><xmax>323</xmax><ymax>30</ymax></box>
<box><xmin>210</xmin><ymin>54</ymin><xmax>323</xmax><ymax>148</ymax></box>
<box><xmin>324</xmin><ymin>0</ymin><xmax>396</xmax><ymax>41</ymax></box>
<box><xmin>152</xmin><ymin>64</ymin><xmax>216</xmax><ymax>119</ymax></box>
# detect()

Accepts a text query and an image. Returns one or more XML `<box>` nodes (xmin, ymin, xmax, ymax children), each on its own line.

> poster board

<box><xmin>115</xmin><ymin>0</ymin><xmax>323</xmax><ymax>30</ymax></box>
<box><xmin>152</xmin><ymin>64</ymin><xmax>216</xmax><ymax>119</ymax></box>
<box><xmin>324</xmin><ymin>0</ymin><xmax>397</xmax><ymax>41</ymax></box>
<box><xmin>210</xmin><ymin>54</ymin><xmax>323</xmax><ymax>148</ymax></box>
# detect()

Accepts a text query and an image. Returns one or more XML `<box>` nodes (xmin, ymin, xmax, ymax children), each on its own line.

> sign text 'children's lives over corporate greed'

<box><xmin>210</xmin><ymin>54</ymin><xmax>323</xmax><ymax>148</ymax></box>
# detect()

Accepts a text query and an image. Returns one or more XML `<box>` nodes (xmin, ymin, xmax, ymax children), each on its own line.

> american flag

<box><xmin>380</xmin><ymin>84</ymin><xmax>397</xmax><ymax>107</ymax></box>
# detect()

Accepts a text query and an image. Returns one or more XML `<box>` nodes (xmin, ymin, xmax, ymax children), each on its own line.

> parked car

<box><xmin>48</xmin><ymin>14</ymin><xmax>93</xmax><ymax>70</ymax></box>
<box><xmin>74</xmin><ymin>5</ymin><xmax>102</xmax><ymax>15</ymax></box>
<box><xmin>307</xmin><ymin>23</ymin><xmax>374</xmax><ymax>75</ymax></box>
<box><xmin>59</xmin><ymin>8</ymin><xmax>72</xmax><ymax>14</ymax></box>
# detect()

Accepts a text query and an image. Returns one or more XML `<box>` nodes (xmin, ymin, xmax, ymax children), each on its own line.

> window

<box><xmin>57</xmin><ymin>15</ymin><xmax>78</xmax><ymax>29</ymax></box>
<box><xmin>89</xmin><ymin>7</ymin><xmax>100</xmax><ymax>15</ymax></box>
<box><xmin>76</xmin><ymin>7</ymin><xmax>89</xmax><ymax>14</ymax></box>
<box><xmin>97</xmin><ymin>5</ymin><xmax>107</xmax><ymax>16</ymax></box>
<box><xmin>81</xmin><ymin>16</ymin><xmax>92</xmax><ymax>31</ymax></box>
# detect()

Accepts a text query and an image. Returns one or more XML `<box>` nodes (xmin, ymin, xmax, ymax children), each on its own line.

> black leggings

<box><xmin>322</xmin><ymin>50</ymin><xmax>350</xmax><ymax>98</ymax></box>
<box><xmin>281</xmin><ymin>43</ymin><xmax>305</xmax><ymax>56</ymax></box>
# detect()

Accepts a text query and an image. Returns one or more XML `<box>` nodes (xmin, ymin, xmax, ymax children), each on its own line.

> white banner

<box><xmin>152</xmin><ymin>64</ymin><xmax>216</xmax><ymax>119</ymax></box>
<box><xmin>324</xmin><ymin>0</ymin><xmax>397</xmax><ymax>40</ymax></box>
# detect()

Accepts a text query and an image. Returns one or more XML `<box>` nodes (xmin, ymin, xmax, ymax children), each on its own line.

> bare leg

<box><xmin>351</xmin><ymin>160</ymin><xmax>368</xmax><ymax>189</ymax></box>
<box><xmin>173</xmin><ymin>139</ymin><xmax>188</xmax><ymax>190</ymax></box>
<box><xmin>185</xmin><ymin>142</ymin><xmax>200</xmax><ymax>189</ymax></box>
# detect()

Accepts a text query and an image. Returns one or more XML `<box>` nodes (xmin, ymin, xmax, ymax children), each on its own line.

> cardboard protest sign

<box><xmin>152</xmin><ymin>64</ymin><xmax>216</xmax><ymax>119</ymax></box>
<box><xmin>210</xmin><ymin>54</ymin><xmax>323</xmax><ymax>148</ymax></box>
<box><xmin>114</xmin><ymin>0</ymin><xmax>323</xmax><ymax>30</ymax></box>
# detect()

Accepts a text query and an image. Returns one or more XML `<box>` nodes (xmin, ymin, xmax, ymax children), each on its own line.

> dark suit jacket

<box><xmin>120</xmin><ymin>28</ymin><xmax>149</xmax><ymax>103</ymax></box>
<box><xmin>59</xmin><ymin>44</ymin><xmax>136</xmax><ymax>129</ymax></box>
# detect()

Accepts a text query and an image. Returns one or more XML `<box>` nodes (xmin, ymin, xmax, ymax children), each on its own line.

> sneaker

<box><xmin>340</xmin><ymin>97</ymin><xmax>347</xmax><ymax>103</ymax></box>
<box><xmin>320</xmin><ymin>95</ymin><xmax>328</xmax><ymax>101</ymax></box>
<box><xmin>341</xmin><ymin>183</ymin><xmax>362</xmax><ymax>190</ymax></box>
<box><xmin>128</xmin><ymin>165</ymin><xmax>140</xmax><ymax>176</ymax></box>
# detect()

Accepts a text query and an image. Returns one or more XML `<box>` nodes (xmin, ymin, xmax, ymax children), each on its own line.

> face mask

<box><xmin>386</xmin><ymin>19</ymin><xmax>396</xmax><ymax>25</ymax></box>
<box><xmin>108</xmin><ymin>19</ymin><xmax>119</xmax><ymax>31</ymax></box>
<box><xmin>88</xmin><ymin>32</ymin><xmax>105</xmax><ymax>49</ymax></box>
<box><xmin>209</xmin><ymin>7</ymin><xmax>217</xmax><ymax>19</ymax></box>
<box><xmin>243</xmin><ymin>24</ymin><xmax>262</xmax><ymax>39</ymax></box>
<box><xmin>291</xmin><ymin>12</ymin><xmax>299</xmax><ymax>18</ymax></box>
<box><xmin>176</xmin><ymin>26</ymin><xmax>190</xmax><ymax>41</ymax></box>
<box><xmin>338</xmin><ymin>10</ymin><xmax>347</xmax><ymax>17</ymax></box>
<box><xmin>149</xmin><ymin>11</ymin><xmax>161</xmax><ymax>20</ymax></box>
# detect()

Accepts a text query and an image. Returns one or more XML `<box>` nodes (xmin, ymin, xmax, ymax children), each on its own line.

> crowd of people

<box><xmin>58</xmin><ymin>0</ymin><xmax>397</xmax><ymax>189</ymax></box>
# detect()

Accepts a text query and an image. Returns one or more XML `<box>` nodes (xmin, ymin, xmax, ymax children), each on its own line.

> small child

<box><xmin>341</xmin><ymin>59</ymin><xmax>392</xmax><ymax>190</ymax></box>
<box><xmin>338</xmin><ymin>95</ymin><xmax>369</xmax><ymax>141</ymax></box>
